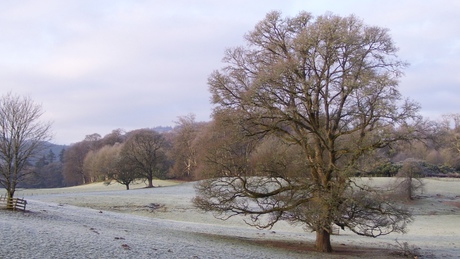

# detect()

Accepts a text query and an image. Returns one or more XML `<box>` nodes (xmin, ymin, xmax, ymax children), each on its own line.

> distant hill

<box><xmin>151</xmin><ymin>126</ymin><xmax>173</xmax><ymax>133</ymax></box>
<box><xmin>42</xmin><ymin>142</ymin><xmax>68</xmax><ymax>160</ymax></box>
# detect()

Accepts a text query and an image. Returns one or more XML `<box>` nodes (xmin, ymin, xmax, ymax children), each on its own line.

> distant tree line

<box><xmin>19</xmin><ymin>112</ymin><xmax>460</xmax><ymax>190</ymax></box>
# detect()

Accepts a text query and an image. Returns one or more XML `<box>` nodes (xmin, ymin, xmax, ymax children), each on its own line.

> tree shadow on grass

<box><xmin>196</xmin><ymin>232</ymin><xmax>400</xmax><ymax>258</ymax></box>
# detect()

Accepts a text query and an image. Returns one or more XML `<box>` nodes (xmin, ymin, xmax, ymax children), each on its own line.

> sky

<box><xmin>0</xmin><ymin>0</ymin><xmax>459</xmax><ymax>145</ymax></box>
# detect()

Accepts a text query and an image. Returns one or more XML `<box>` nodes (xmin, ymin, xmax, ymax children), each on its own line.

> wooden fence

<box><xmin>0</xmin><ymin>195</ymin><xmax>27</xmax><ymax>211</ymax></box>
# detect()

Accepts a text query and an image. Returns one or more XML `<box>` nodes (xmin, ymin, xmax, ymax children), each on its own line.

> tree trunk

<box><xmin>315</xmin><ymin>229</ymin><xmax>332</xmax><ymax>252</ymax></box>
<box><xmin>6</xmin><ymin>190</ymin><xmax>14</xmax><ymax>209</ymax></box>
<box><xmin>407</xmin><ymin>177</ymin><xmax>413</xmax><ymax>200</ymax></box>
<box><xmin>125</xmin><ymin>184</ymin><xmax>130</xmax><ymax>190</ymax></box>
<box><xmin>147</xmin><ymin>177</ymin><xmax>154</xmax><ymax>188</ymax></box>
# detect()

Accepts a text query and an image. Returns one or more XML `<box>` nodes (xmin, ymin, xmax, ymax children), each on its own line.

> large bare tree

<box><xmin>0</xmin><ymin>92</ymin><xmax>52</xmax><ymax>204</ymax></box>
<box><xmin>194</xmin><ymin>11</ymin><xmax>421</xmax><ymax>252</ymax></box>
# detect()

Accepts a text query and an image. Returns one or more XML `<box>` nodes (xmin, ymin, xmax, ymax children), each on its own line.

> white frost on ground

<box><xmin>0</xmin><ymin>178</ymin><xmax>459</xmax><ymax>258</ymax></box>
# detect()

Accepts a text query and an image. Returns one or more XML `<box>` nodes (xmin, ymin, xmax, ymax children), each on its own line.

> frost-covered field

<box><xmin>1</xmin><ymin>178</ymin><xmax>459</xmax><ymax>258</ymax></box>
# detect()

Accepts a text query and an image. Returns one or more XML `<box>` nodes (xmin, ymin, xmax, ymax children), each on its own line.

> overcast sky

<box><xmin>1</xmin><ymin>1</ymin><xmax>458</xmax><ymax>144</ymax></box>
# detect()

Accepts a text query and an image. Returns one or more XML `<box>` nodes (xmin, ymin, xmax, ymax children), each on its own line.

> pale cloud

<box><xmin>0</xmin><ymin>0</ymin><xmax>458</xmax><ymax>144</ymax></box>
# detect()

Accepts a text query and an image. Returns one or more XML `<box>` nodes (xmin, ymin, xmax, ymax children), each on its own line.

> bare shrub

<box><xmin>389</xmin><ymin>239</ymin><xmax>421</xmax><ymax>258</ymax></box>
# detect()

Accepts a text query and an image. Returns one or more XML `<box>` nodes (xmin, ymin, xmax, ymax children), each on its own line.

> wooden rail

<box><xmin>0</xmin><ymin>195</ymin><xmax>27</xmax><ymax>211</ymax></box>
<box><xmin>331</xmin><ymin>225</ymin><xmax>340</xmax><ymax>235</ymax></box>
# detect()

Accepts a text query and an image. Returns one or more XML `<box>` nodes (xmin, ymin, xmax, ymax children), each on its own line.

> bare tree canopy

<box><xmin>0</xmin><ymin>92</ymin><xmax>52</xmax><ymax>202</ymax></box>
<box><xmin>63</xmin><ymin>140</ymin><xmax>93</xmax><ymax>186</ymax></box>
<box><xmin>194</xmin><ymin>11</ymin><xmax>421</xmax><ymax>252</ymax></box>
<box><xmin>169</xmin><ymin>114</ymin><xmax>206</xmax><ymax>179</ymax></box>
<box><xmin>122</xmin><ymin>129</ymin><xmax>168</xmax><ymax>188</ymax></box>
<box><xmin>83</xmin><ymin>143</ymin><xmax>137</xmax><ymax>190</ymax></box>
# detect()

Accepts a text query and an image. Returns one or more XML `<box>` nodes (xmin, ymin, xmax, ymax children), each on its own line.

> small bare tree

<box><xmin>0</xmin><ymin>92</ymin><xmax>52</xmax><ymax>205</ymax></box>
<box><xmin>122</xmin><ymin>129</ymin><xmax>168</xmax><ymax>188</ymax></box>
<box><xmin>100</xmin><ymin>143</ymin><xmax>139</xmax><ymax>190</ymax></box>
<box><xmin>394</xmin><ymin>159</ymin><xmax>424</xmax><ymax>200</ymax></box>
